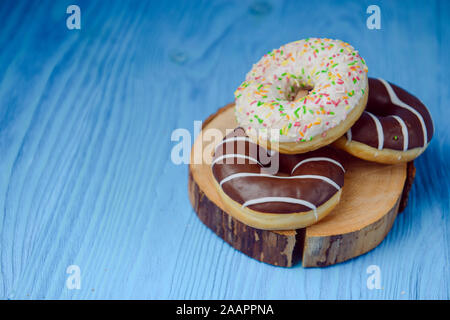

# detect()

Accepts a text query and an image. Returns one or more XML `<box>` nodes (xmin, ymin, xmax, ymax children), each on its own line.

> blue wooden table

<box><xmin>0</xmin><ymin>0</ymin><xmax>448</xmax><ymax>300</ymax></box>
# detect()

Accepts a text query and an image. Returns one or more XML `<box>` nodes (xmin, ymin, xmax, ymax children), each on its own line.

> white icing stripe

<box><xmin>378</xmin><ymin>78</ymin><xmax>427</xmax><ymax>147</ymax></box>
<box><xmin>212</xmin><ymin>154</ymin><xmax>261</xmax><ymax>166</ymax></box>
<box><xmin>220</xmin><ymin>172</ymin><xmax>341</xmax><ymax>190</ymax></box>
<box><xmin>242</xmin><ymin>197</ymin><xmax>318</xmax><ymax>220</ymax></box>
<box><xmin>365</xmin><ymin>111</ymin><xmax>384</xmax><ymax>150</ymax></box>
<box><xmin>215</xmin><ymin>136</ymin><xmax>251</xmax><ymax>151</ymax></box>
<box><xmin>391</xmin><ymin>115</ymin><xmax>409</xmax><ymax>152</ymax></box>
<box><xmin>346</xmin><ymin>129</ymin><xmax>352</xmax><ymax>142</ymax></box>
<box><xmin>290</xmin><ymin>157</ymin><xmax>345</xmax><ymax>175</ymax></box>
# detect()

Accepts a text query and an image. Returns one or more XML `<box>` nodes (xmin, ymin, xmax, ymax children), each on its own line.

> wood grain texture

<box><xmin>0</xmin><ymin>0</ymin><xmax>448</xmax><ymax>299</ymax></box>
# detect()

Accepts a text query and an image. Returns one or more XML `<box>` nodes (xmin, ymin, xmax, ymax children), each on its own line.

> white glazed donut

<box><xmin>234</xmin><ymin>38</ymin><xmax>369</xmax><ymax>154</ymax></box>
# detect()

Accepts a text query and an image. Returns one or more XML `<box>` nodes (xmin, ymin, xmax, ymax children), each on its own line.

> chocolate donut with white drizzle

<box><xmin>211</xmin><ymin>128</ymin><xmax>345</xmax><ymax>230</ymax></box>
<box><xmin>334</xmin><ymin>78</ymin><xmax>434</xmax><ymax>164</ymax></box>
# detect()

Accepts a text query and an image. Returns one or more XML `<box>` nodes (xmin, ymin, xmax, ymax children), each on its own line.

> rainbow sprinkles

<box><xmin>234</xmin><ymin>38</ymin><xmax>368</xmax><ymax>142</ymax></box>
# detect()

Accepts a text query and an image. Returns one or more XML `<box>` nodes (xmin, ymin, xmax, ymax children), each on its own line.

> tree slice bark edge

<box><xmin>188</xmin><ymin>170</ymin><xmax>304</xmax><ymax>267</ymax></box>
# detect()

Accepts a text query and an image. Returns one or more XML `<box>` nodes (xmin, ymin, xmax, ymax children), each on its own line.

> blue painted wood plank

<box><xmin>0</xmin><ymin>0</ymin><xmax>448</xmax><ymax>299</ymax></box>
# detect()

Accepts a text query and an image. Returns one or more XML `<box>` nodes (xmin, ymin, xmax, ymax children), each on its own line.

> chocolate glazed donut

<box><xmin>334</xmin><ymin>78</ymin><xmax>434</xmax><ymax>164</ymax></box>
<box><xmin>211</xmin><ymin>128</ymin><xmax>345</xmax><ymax>230</ymax></box>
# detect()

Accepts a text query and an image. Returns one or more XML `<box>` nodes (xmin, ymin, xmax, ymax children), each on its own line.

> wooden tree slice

<box><xmin>188</xmin><ymin>104</ymin><xmax>415</xmax><ymax>267</ymax></box>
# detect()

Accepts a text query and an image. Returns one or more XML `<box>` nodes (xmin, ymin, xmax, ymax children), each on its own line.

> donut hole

<box><xmin>287</xmin><ymin>84</ymin><xmax>314</xmax><ymax>101</ymax></box>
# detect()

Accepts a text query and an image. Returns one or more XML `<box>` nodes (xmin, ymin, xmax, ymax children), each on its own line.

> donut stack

<box><xmin>211</xmin><ymin>38</ymin><xmax>434</xmax><ymax>230</ymax></box>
